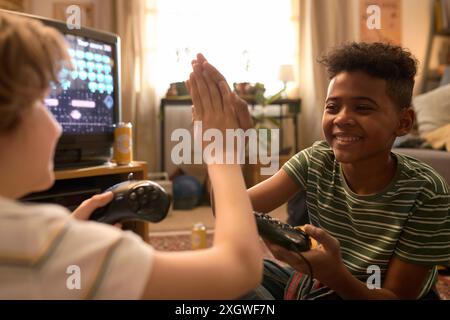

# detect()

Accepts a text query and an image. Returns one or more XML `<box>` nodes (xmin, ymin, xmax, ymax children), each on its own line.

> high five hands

<box><xmin>186</xmin><ymin>53</ymin><xmax>253</xmax><ymax>133</ymax></box>
<box><xmin>185</xmin><ymin>53</ymin><xmax>254</xmax><ymax>164</ymax></box>
<box><xmin>186</xmin><ymin>54</ymin><xmax>347</xmax><ymax>287</ymax></box>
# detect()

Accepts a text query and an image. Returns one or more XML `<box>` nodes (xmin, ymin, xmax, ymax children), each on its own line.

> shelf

<box><xmin>422</xmin><ymin>1</ymin><xmax>450</xmax><ymax>92</ymax></box>
<box><xmin>55</xmin><ymin>161</ymin><xmax>148</xmax><ymax>180</ymax></box>
<box><xmin>159</xmin><ymin>98</ymin><xmax>301</xmax><ymax>172</ymax></box>
<box><xmin>435</xmin><ymin>29</ymin><xmax>450</xmax><ymax>36</ymax></box>
<box><xmin>24</xmin><ymin>161</ymin><xmax>150</xmax><ymax>242</ymax></box>
<box><xmin>161</xmin><ymin>97</ymin><xmax>301</xmax><ymax>112</ymax></box>
<box><xmin>426</xmin><ymin>73</ymin><xmax>442</xmax><ymax>81</ymax></box>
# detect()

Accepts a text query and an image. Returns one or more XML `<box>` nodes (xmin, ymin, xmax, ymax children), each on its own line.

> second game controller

<box><xmin>254</xmin><ymin>212</ymin><xmax>311</xmax><ymax>252</ymax></box>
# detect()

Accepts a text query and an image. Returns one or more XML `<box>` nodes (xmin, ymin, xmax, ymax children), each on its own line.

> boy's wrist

<box><xmin>326</xmin><ymin>263</ymin><xmax>398</xmax><ymax>299</ymax></box>
<box><xmin>325</xmin><ymin>263</ymin><xmax>353</xmax><ymax>293</ymax></box>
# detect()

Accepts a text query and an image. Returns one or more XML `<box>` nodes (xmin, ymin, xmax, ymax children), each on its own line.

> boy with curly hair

<box><xmin>195</xmin><ymin>42</ymin><xmax>450</xmax><ymax>299</ymax></box>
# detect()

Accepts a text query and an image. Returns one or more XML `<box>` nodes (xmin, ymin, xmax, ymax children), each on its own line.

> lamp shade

<box><xmin>278</xmin><ymin>64</ymin><xmax>295</xmax><ymax>83</ymax></box>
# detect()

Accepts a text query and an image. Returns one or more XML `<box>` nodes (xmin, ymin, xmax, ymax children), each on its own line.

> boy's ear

<box><xmin>395</xmin><ymin>107</ymin><xmax>415</xmax><ymax>137</ymax></box>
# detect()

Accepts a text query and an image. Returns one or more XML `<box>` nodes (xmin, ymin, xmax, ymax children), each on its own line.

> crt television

<box><xmin>1</xmin><ymin>10</ymin><xmax>122</xmax><ymax>168</ymax></box>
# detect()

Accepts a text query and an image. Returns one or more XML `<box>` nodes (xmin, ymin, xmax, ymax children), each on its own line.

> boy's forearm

<box><xmin>206</xmin><ymin>164</ymin><xmax>257</xmax><ymax>244</ymax></box>
<box><xmin>329</xmin><ymin>267</ymin><xmax>399</xmax><ymax>300</ymax></box>
<box><xmin>207</xmin><ymin>164</ymin><xmax>248</xmax><ymax>208</ymax></box>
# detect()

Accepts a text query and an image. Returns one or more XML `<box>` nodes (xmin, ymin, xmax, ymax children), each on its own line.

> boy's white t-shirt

<box><xmin>0</xmin><ymin>196</ymin><xmax>154</xmax><ymax>299</ymax></box>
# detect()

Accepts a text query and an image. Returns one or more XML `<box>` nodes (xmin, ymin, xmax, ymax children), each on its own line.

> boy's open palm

<box><xmin>187</xmin><ymin>54</ymin><xmax>253</xmax><ymax>132</ymax></box>
<box><xmin>187</xmin><ymin>58</ymin><xmax>238</xmax><ymax>132</ymax></box>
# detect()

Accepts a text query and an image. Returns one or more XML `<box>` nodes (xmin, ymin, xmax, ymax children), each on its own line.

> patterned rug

<box><xmin>436</xmin><ymin>275</ymin><xmax>450</xmax><ymax>300</ymax></box>
<box><xmin>148</xmin><ymin>233</ymin><xmax>449</xmax><ymax>300</ymax></box>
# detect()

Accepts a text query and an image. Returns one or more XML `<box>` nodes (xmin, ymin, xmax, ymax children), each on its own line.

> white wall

<box><xmin>24</xmin><ymin>0</ymin><xmax>115</xmax><ymax>32</ymax></box>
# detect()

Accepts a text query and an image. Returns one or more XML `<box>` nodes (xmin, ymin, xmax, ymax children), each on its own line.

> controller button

<box><xmin>140</xmin><ymin>195</ymin><xmax>149</xmax><ymax>205</ymax></box>
<box><xmin>150</xmin><ymin>192</ymin><xmax>159</xmax><ymax>200</ymax></box>
<box><xmin>129</xmin><ymin>192</ymin><xmax>137</xmax><ymax>201</ymax></box>
<box><xmin>130</xmin><ymin>202</ymin><xmax>140</xmax><ymax>212</ymax></box>
<box><xmin>137</xmin><ymin>187</ymin><xmax>145</xmax><ymax>195</ymax></box>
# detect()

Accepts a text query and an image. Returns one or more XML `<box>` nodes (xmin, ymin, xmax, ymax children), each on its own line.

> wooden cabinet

<box><xmin>23</xmin><ymin>161</ymin><xmax>149</xmax><ymax>242</ymax></box>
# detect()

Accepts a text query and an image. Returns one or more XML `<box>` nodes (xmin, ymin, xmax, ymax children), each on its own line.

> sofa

<box><xmin>393</xmin><ymin>148</ymin><xmax>450</xmax><ymax>184</ymax></box>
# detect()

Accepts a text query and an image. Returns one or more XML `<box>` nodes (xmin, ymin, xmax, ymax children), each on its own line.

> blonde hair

<box><xmin>0</xmin><ymin>12</ymin><xmax>71</xmax><ymax>132</ymax></box>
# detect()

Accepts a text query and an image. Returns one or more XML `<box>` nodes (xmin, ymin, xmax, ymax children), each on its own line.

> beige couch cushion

<box><xmin>413</xmin><ymin>84</ymin><xmax>450</xmax><ymax>135</ymax></box>
<box><xmin>424</xmin><ymin>124</ymin><xmax>450</xmax><ymax>151</ymax></box>
<box><xmin>393</xmin><ymin>148</ymin><xmax>450</xmax><ymax>184</ymax></box>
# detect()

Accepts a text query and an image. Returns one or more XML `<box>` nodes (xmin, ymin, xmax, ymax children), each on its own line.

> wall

<box><xmin>24</xmin><ymin>0</ymin><xmax>115</xmax><ymax>32</ymax></box>
<box><xmin>401</xmin><ymin>0</ymin><xmax>433</xmax><ymax>95</ymax></box>
<box><xmin>22</xmin><ymin>0</ymin><xmax>432</xmax><ymax>96</ymax></box>
<box><xmin>355</xmin><ymin>0</ymin><xmax>432</xmax><ymax>95</ymax></box>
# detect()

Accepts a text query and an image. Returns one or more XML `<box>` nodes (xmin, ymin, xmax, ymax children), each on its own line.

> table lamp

<box><xmin>278</xmin><ymin>64</ymin><xmax>295</xmax><ymax>89</ymax></box>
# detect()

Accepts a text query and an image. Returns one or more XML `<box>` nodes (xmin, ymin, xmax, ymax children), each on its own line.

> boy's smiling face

<box><xmin>322</xmin><ymin>71</ymin><xmax>409</xmax><ymax>164</ymax></box>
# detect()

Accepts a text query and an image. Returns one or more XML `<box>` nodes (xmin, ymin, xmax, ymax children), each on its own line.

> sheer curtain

<box><xmin>293</xmin><ymin>0</ymin><xmax>359</xmax><ymax>149</ymax></box>
<box><xmin>147</xmin><ymin>0</ymin><xmax>297</xmax><ymax>98</ymax></box>
<box><xmin>145</xmin><ymin>0</ymin><xmax>297</xmax><ymax>172</ymax></box>
<box><xmin>115</xmin><ymin>0</ymin><xmax>359</xmax><ymax>172</ymax></box>
<box><xmin>115</xmin><ymin>0</ymin><xmax>158</xmax><ymax>171</ymax></box>
<box><xmin>116</xmin><ymin>0</ymin><xmax>298</xmax><ymax>171</ymax></box>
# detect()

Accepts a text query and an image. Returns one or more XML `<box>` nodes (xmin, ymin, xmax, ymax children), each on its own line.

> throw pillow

<box><xmin>413</xmin><ymin>84</ymin><xmax>450</xmax><ymax>135</ymax></box>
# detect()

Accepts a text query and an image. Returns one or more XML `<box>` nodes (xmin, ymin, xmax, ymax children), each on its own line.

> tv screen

<box><xmin>1</xmin><ymin>9</ymin><xmax>122</xmax><ymax>168</ymax></box>
<box><xmin>45</xmin><ymin>34</ymin><xmax>116</xmax><ymax>135</ymax></box>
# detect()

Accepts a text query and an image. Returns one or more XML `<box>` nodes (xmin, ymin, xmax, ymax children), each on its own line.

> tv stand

<box><xmin>53</xmin><ymin>145</ymin><xmax>113</xmax><ymax>170</ymax></box>
<box><xmin>22</xmin><ymin>161</ymin><xmax>150</xmax><ymax>242</ymax></box>
<box><xmin>53</xmin><ymin>160</ymin><xmax>109</xmax><ymax>170</ymax></box>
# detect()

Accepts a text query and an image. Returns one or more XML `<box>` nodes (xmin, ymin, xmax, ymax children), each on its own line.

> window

<box><xmin>145</xmin><ymin>0</ymin><xmax>296</xmax><ymax>97</ymax></box>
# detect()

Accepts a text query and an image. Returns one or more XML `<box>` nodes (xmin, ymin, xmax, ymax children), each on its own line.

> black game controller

<box><xmin>90</xmin><ymin>180</ymin><xmax>171</xmax><ymax>224</ymax></box>
<box><xmin>254</xmin><ymin>212</ymin><xmax>311</xmax><ymax>252</ymax></box>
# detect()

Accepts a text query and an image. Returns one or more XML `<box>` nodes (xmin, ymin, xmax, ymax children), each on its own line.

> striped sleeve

<box><xmin>282</xmin><ymin>145</ymin><xmax>314</xmax><ymax>189</ymax></box>
<box><xmin>394</xmin><ymin>193</ymin><xmax>450</xmax><ymax>265</ymax></box>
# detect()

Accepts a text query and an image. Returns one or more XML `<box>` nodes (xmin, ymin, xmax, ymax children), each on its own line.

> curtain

<box><xmin>292</xmin><ymin>0</ymin><xmax>359</xmax><ymax>149</ymax></box>
<box><xmin>113</xmin><ymin>0</ymin><xmax>360</xmax><ymax>172</ymax></box>
<box><xmin>115</xmin><ymin>0</ymin><xmax>158</xmax><ymax>172</ymax></box>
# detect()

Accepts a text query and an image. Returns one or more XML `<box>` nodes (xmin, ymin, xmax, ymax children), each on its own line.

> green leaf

<box><xmin>266</xmin><ymin>117</ymin><xmax>280</xmax><ymax>127</ymax></box>
<box><xmin>265</xmin><ymin>87</ymin><xmax>285</xmax><ymax>105</ymax></box>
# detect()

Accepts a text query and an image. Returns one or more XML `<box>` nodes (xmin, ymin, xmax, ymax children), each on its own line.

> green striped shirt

<box><xmin>282</xmin><ymin>141</ymin><xmax>450</xmax><ymax>298</ymax></box>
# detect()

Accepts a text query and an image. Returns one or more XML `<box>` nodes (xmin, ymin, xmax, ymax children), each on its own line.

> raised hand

<box><xmin>195</xmin><ymin>54</ymin><xmax>253</xmax><ymax>131</ymax></box>
<box><xmin>186</xmin><ymin>54</ymin><xmax>244</xmax><ymax>164</ymax></box>
<box><xmin>187</xmin><ymin>57</ymin><xmax>239</xmax><ymax>132</ymax></box>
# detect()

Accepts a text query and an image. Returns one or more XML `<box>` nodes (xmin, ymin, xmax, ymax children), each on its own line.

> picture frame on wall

<box><xmin>360</xmin><ymin>0</ymin><xmax>402</xmax><ymax>45</ymax></box>
<box><xmin>0</xmin><ymin>0</ymin><xmax>24</xmax><ymax>11</ymax></box>
<box><xmin>52</xmin><ymin>2</ymin><xmax>95</xmax><ymax>28</ymax></box>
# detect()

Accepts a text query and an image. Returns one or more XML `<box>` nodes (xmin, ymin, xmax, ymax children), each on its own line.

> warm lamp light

<box><xmin>278</xmin><ymin>64</ymin><xmax>295</xmax><ymax>88</ymax></box>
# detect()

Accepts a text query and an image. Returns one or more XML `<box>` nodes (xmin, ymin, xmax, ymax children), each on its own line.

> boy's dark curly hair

<box><xmin>318</xmin><ymin>42</ymin><xmax>418</xmax><ymax>109</ymax></box>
